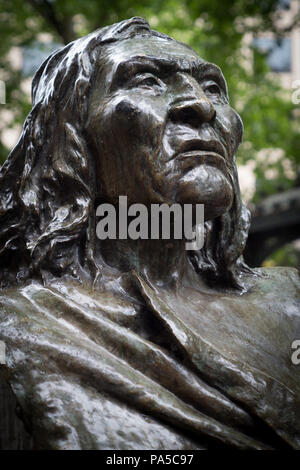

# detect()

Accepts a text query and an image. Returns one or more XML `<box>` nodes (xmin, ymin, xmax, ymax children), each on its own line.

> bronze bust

<box><xmin>0</xmin><ymin>17</ymin><xmax>299</xmax><ymax>450</ymax></box>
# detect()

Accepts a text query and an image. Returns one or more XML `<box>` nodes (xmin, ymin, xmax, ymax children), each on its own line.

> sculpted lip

<box><xmin>176</xmin><ymin>150</ymin><xmax>228</xmax><ymax>174</ymax></box>
<box><xmin>175</xmin><ymin>138</ymin><xmax>227</xmax><ymax>160</ymax></box>
<box><xmin>174</xmin><ymin>138</ymin><xmax>228</xmax><ymax>173</ymax></box>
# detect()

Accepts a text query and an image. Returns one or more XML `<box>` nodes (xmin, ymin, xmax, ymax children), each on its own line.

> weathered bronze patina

<box><xmin>0</xmin><ymin>17</ymin><xmax>299</xmax><ymax>450</ymax></box>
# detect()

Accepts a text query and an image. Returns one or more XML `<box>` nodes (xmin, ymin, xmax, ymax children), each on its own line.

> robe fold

<box><xmin>0</xmin><ymin>267</ymin><xmax>299</xmax><ymax>449</ymax></box>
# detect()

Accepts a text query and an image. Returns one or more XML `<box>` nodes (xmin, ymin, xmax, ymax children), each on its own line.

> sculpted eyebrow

<box><xmin>115</xmin><ymin>57</ymin><xmax>176</xmax><ymax>78</ymax></box>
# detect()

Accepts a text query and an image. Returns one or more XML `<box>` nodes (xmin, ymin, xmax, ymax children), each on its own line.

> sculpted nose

<box><xmin>170</xmin><ymin>99</ymin><xmax>215</xmax><ymax>127</ymax></box>
<box><xmin>169</xmin><ymin>75</ymin><xmax>216</xmax><ymax>127</ymax></box>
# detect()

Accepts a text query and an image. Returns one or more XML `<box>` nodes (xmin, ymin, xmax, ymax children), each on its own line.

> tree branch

<box><xmin>26</xmin><ymin>0</ymin><xmax>77</xmax><ymax>44</ymax></box>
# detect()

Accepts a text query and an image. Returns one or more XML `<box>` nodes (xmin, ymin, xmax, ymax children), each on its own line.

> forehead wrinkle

<box><xmin>105</xmin><ymin>48</ymin><xmax>228</xmax><ymax>99</ymax></box>
<box><xmin>113</xmin><ymin>55</ymin><xmax>227</xmax><ymax>90</ymax></box>
<box><xmin>114</xmin><ymin>55</ymin><xmax>178</xmax><ymax>76</ymax></box>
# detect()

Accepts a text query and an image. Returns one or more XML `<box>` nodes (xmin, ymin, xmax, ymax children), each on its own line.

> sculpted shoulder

<box><xmin>149</xmin><ymin>265</ymin><xmax>300</xmax><ymax>396</ymax></box>
<box><xmin>244</xmin><ymin>266</ymin><xmax>300</xmax><ymax>315</ymax></box>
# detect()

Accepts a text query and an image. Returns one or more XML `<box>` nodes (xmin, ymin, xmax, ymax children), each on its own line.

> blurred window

<box><xmin>22</xmin><ymin>41</ymin><xmax>62</xmax><ymax>77</ymax></box>
<box><xmin>252</xmin><ymin>37</ymin><xmax>291</xmax><ymax>72</ymax></box>
<box><xmin>277</xmin><ymin>0</ymin><xmax>291</xmax><ymax>10</ymax></box>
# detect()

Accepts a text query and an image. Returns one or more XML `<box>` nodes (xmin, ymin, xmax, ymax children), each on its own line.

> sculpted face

<box><xmin>87</xmin><ymin>35</ymin><xmax>243</xmax><ymax>220</ymax></box>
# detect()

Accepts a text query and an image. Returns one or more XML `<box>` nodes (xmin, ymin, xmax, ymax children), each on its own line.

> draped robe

<box><xmin>0</xmin><ymin>267</ymin><xmax>299</xmax><ymax>449</ymax></box>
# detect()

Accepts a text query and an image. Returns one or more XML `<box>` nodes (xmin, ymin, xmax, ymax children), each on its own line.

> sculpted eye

<box><xmin>130</xmin><ymin>73</ymin><xmax>164</xmax><ymax>90</ymax></box>
<box><xmin>205</xmin><ymin>83</ymin><xmax>221</xmax><ymax>95</ymax></box>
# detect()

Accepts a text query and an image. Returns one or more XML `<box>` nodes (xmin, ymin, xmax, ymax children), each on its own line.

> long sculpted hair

<box><xmin>0</xmin><ymin>17</ymin><xmax>252</xmax><ymax>290</ymax></box>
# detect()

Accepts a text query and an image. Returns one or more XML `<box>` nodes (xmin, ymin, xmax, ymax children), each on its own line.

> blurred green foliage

<box><xmin>263</xmin><ymin>242</ymin><xmax>300</xmax><ymax>267</ymax></box>
<box><xmin>1</xmin><ymin>0</ymin><xmax>299</xmax><ymax>199</ymax></box>
<box><xmin>0</xmin><ymin>0</ymin><xmax>299</xmax><ymax>265</ymax></box>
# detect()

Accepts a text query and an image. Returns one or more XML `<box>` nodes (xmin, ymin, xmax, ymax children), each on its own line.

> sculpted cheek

<box><xmin>115</xmin><ymin>99</ymin><xmax>142</xmax><ymax>121</ymax></box>
<box><xmin>215</xmin><ymin>105</ymin><xmax>243</xmax><ymax>157</ymax></box>
<box><xmin>231</xmin><ymin>109</ymin><xmax>244</xmax><ymax>147</ymax></box>
<box><xmin>102</xmin><ymin>99</ymin><xmax>141</xmax><ymax>132</ymax></box>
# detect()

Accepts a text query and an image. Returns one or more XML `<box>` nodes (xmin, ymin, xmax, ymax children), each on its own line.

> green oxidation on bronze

<box><xmin>0</xmin><ymin>17</ymin><xmax>299</xmax><ymax>450</ymax></box>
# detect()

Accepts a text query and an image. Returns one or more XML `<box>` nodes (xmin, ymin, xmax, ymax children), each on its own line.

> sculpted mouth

<box><xmin>174</xmin><ymin>139</ymin><xmax>228</xmax><ymax>172</ymax></box>
<box><xmin>176</xmin><ymin>139</ymin><xmax>226</xmax><ymax>160</ymax></box>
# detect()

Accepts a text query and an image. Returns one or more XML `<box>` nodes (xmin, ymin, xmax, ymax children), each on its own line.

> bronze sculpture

<box><xmin>0</xmin><ymin>17</ymin><xmax>299</xmax><ymax>449</ymax></box>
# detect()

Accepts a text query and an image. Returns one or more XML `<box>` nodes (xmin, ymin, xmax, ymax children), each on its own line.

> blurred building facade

<box><xmin>244</xmin><ymin>0</ymin><xmax>300</xmax><ymax>268</ymax></box>
<box><xmin>253</xmin><ymin>0</ymin><xmax>300</xmax><ymax>87</ymax></box>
